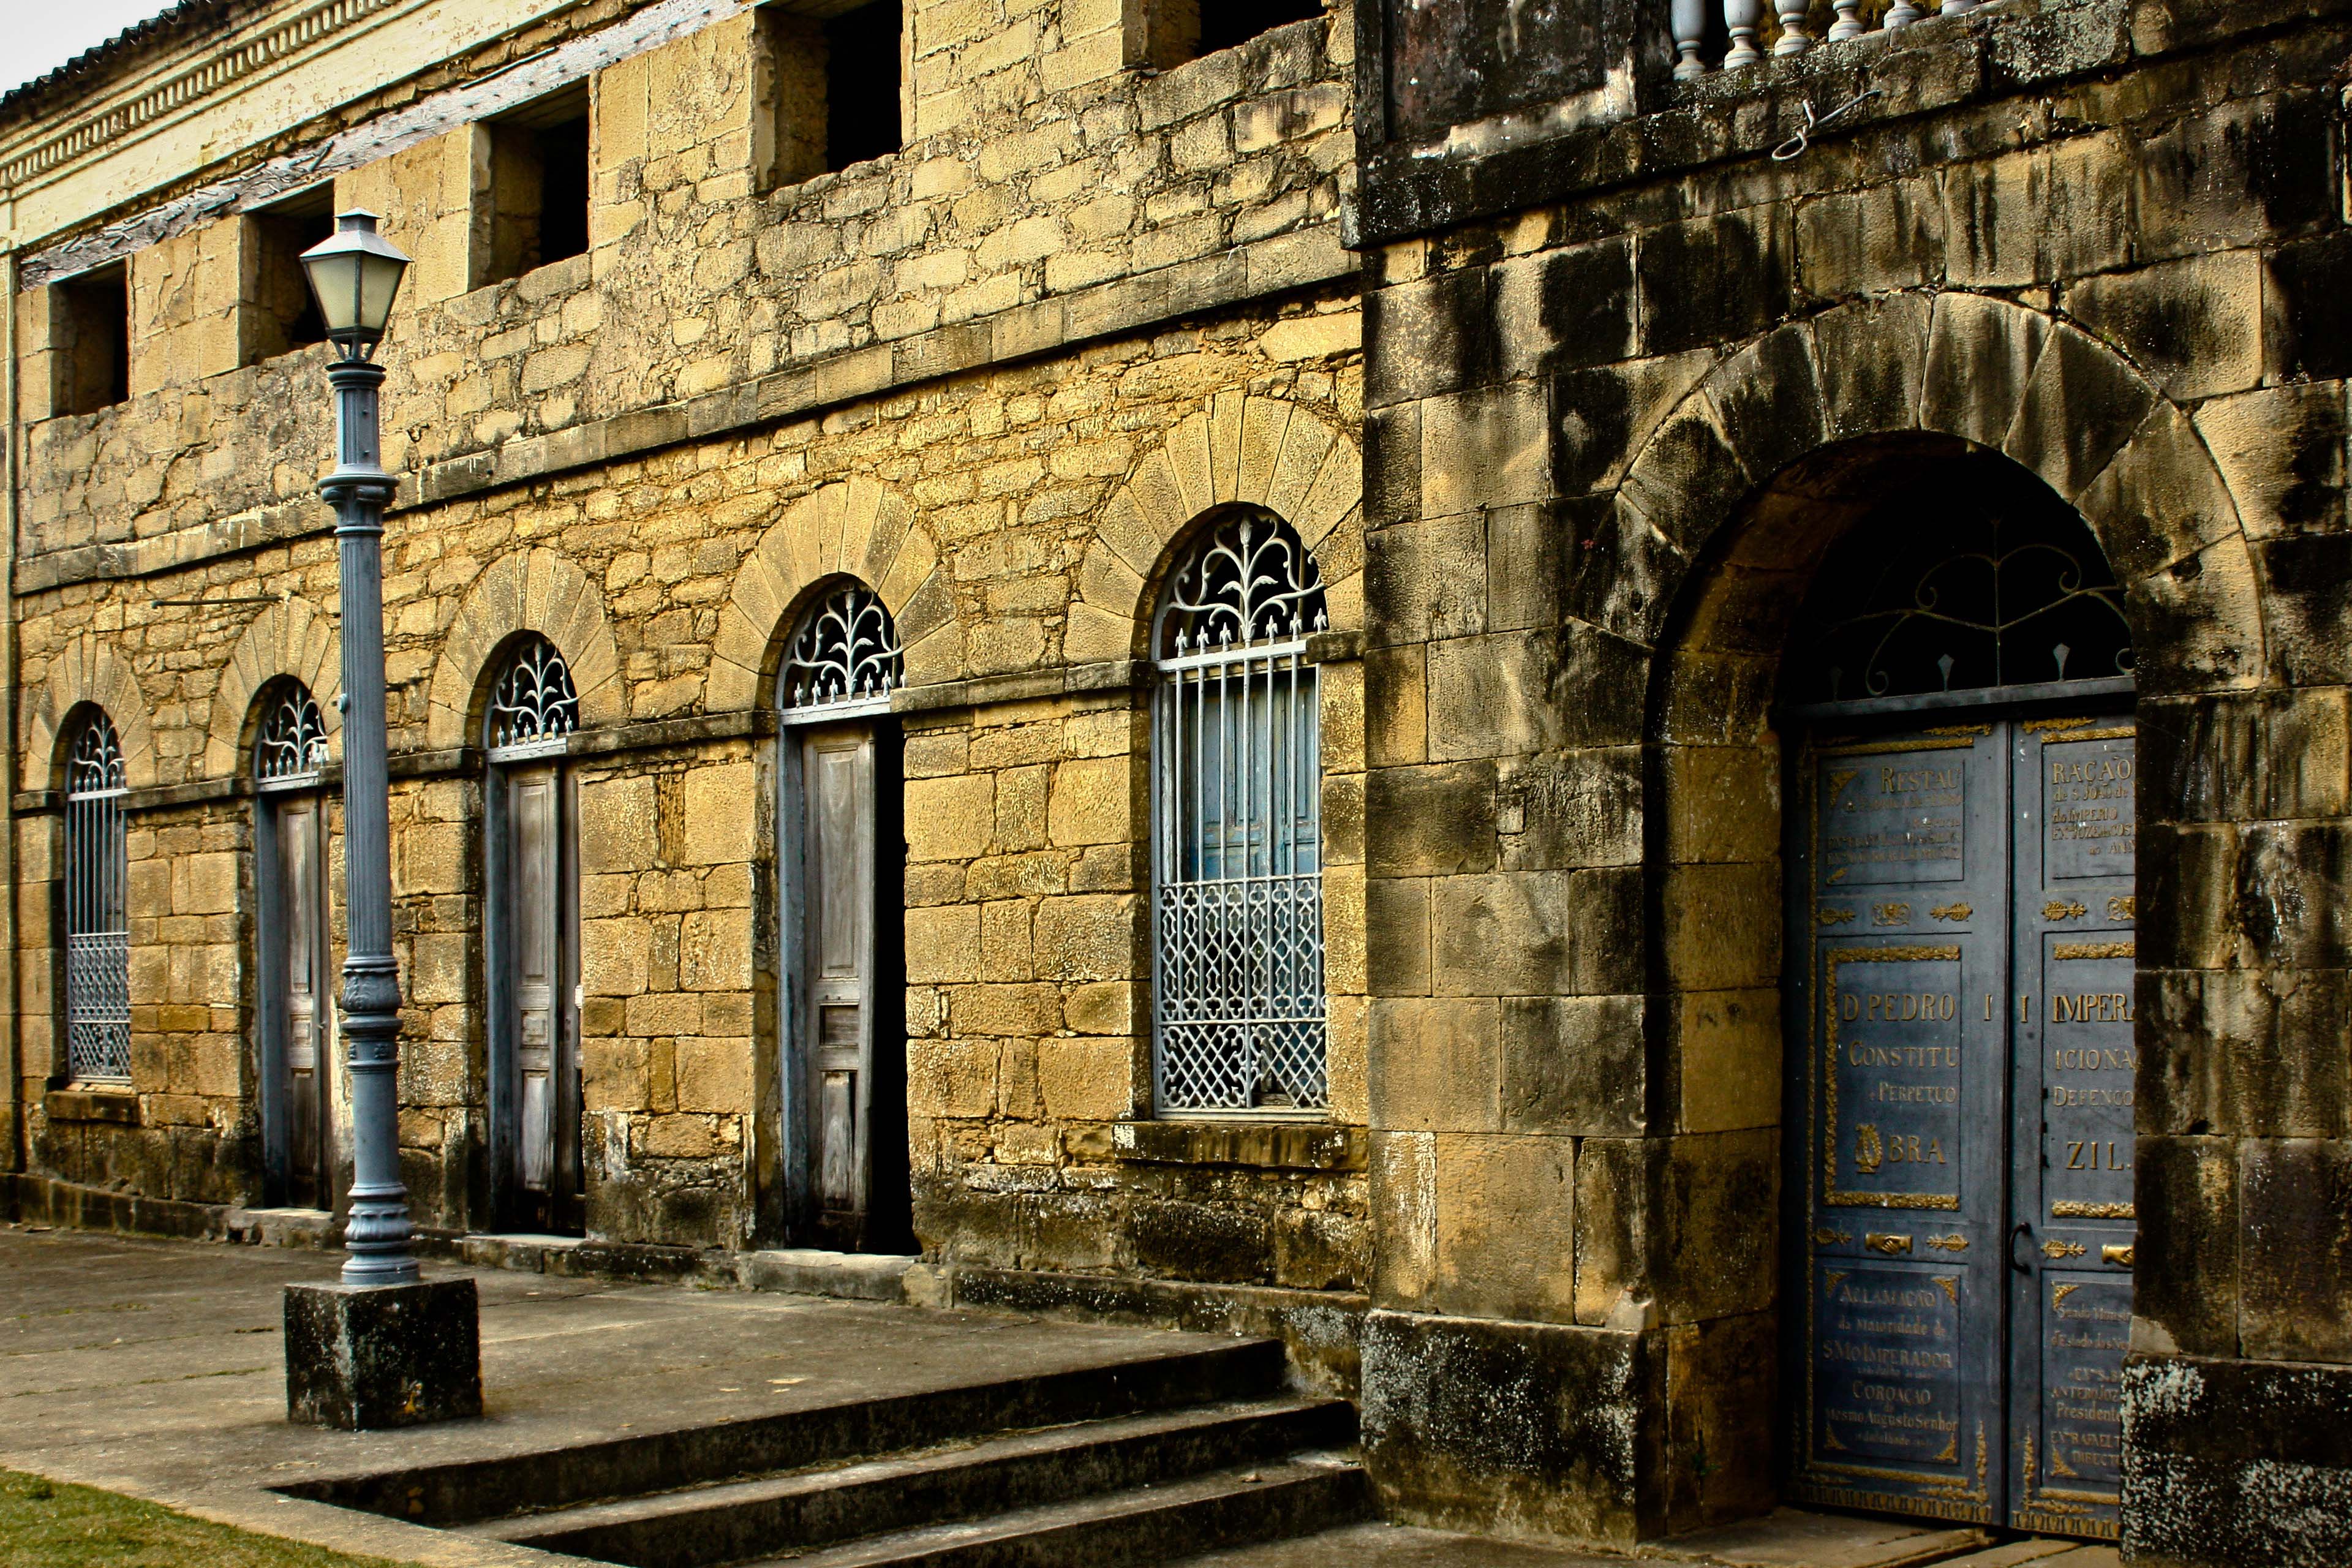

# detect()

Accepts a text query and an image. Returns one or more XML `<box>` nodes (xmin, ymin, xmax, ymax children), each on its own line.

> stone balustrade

<box><xmin>1673</xmin><ymin>0</ymin><xmax>2000</xmax><ymax>76</ymax></box>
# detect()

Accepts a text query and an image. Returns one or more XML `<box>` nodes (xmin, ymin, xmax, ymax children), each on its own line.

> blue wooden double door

<box><xmin>1789</xmin><ymin>714</ymin><xmax>2136</xmax><ymax>1540</ymax></box>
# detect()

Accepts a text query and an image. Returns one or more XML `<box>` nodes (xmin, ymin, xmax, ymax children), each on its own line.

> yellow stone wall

<box><xmin>6</xmin><ymin>0</ymin><xmax>1365</xmax><ymax>1265</ymax></box>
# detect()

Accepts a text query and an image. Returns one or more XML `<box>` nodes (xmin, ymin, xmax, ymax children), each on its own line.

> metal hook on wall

<box><xmin>1772</xmin><ymin>88</ymin><xmax>1884</xmax><ymax>160</ymax></box>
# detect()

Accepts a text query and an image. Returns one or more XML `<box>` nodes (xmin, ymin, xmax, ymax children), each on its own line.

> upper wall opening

<box><xmin>756</xmin><ymin>0</ymin><xmax>906</xmax><ymax>190</ymax></box>
<box><xmin>1142</xmin><ymin>0</ymin><xmax>1325</xmax><ymax>69</ymax></box>
<box><xmin>826</xmin><ymin>0</ymin><xmax>904</xmax><ymax>170</ymax></box>
<box><xmin>242</xmin><ymin>186</ymin><xmax>334</xmax><ymax>365</ymax></box>
<box><xmin>484</xmin><ymin>83</ymin><xmax>592</xmax><ymax>285</ymax></box>
<box><xmin>46</xmin><ymin>263</ymin><xmax>130</xmax><ymax>417</ymax></box>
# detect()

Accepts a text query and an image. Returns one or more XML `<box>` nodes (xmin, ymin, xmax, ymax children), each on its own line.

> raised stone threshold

<box><xmin>431</xmin><ymin>1231</ymin><xmax>925</xmax><ymax>1305</ymax></box>
<box><xmin>13</xmin><ymin>224</ymin><xmax>1354</xmax><ymax>598</ymax></box>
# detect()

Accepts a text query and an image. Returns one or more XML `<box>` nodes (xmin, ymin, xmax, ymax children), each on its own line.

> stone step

<box><xmin>285</xmin><ymin>1335</ymin><xmax>1290</xmax><ymax>1526</ymax></box>
<box><xmin>736</xmin><ymin>1453</ymin><xmax>1370</xmax><ymax>1568</ymax></box>
<box><xmin>1931</xmin><ymin>1542</ymin><xmax>2118</xmax><ymax>1568</ymax></box>
<box><xmin>481</xmin><ymin>1395</ymin><xmax>1356</xmax><ymax>1568</ymax></box>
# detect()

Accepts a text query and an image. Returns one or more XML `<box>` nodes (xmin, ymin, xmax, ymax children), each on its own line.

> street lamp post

<box><xmin>282</xmin><ymin>210</ymin><xmax>481</xmax><ymax>1430</ymax></box>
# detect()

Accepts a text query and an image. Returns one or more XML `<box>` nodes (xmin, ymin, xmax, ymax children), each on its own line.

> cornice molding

<box><xmin>0</xmin><ymin>0</ymin><xmax>405</xmax><ymax>195</ymax></box>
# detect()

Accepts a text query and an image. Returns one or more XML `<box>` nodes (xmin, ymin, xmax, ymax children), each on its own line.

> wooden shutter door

<box><xmin>802</xmin><ymin>726</ymin><xmax>876</xmax><ymax>1242</ymax></box>
<box><xmin>276</xmin><ymin>794</ymin><xmax>332</xmax><ymax>1209</ymax></box>
<box><xmin>508</xmin><ymin>764</ymin><xmax>564</xmax><ymax>1204</ymax></box>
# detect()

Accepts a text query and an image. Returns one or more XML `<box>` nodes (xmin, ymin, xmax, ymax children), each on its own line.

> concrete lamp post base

<box><xmin>284</xmin><ymin>1278</ymin><xmax>484</xmax><ymax>1429</ymax></box>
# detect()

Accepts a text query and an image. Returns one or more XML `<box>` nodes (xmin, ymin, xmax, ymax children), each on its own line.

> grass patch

<box><xmin>0</xmin><ymin>1469</ymin><xmax>405</xmax><ymax>1567</ymax></box>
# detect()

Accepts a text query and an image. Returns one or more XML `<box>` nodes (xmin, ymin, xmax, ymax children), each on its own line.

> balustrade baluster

<box><xmin>1774</xmin><ymin>0</ymin><xmax>1812</xmax><ymax>53</ymax></box>
<box><xmin>1673</xmin><ymin>0</ymin><xmax>1710</xmax><ymax>77</ymax></box>
<box><xmin>1829</xmin><ymin>0</ymin><xmax>1866</xmax><ymax>40</ymax></box>
<box><xmin>1723</xmin><ymin>0</ymin><xmax>1763</xmax><ymax>67</ymax></box>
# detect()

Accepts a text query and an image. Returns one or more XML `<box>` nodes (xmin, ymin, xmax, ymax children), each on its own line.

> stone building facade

<box><xmin>1348</xmin><ymin>0</ymin><xmax>2352</xmax><ymax>1559</ymax></box>
<box><xmin>2</xmin><ymin>0</ymin><xmax>2349</xmax><ymax>1562</ymax></box>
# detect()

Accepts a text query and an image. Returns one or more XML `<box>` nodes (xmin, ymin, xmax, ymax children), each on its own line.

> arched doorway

<box><xmin>775</xmin><ymin>581</ymin><xmax>910</xmax><ymax>1253</ymax></box>
<box><xmin>252</xmin><ymin>679</ymin><xmax>337</xmax><ymax>1211</ymax></box>
<box><xmin>1777</xmin><ymin>450</ymin><xmax>2135</xmax><ymax>1540</ymax></box>
<box><xmin>483</xmin><ymin>635</ymin><xmax>584</xmax><ymax>1235</ymax></box>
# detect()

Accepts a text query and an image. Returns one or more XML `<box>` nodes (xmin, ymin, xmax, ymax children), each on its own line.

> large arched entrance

<box><xmin>1618</xmin><ymin>281</ymin><xmax>2278</xmax><ymax>1532</ymax></box>
<box><xmin>1774</xmin><ymin>448</ymin><xmax>2135</xmax><ymax>1540</ymax></box>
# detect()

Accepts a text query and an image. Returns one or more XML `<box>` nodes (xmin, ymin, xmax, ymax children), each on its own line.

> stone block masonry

<box><xmin>1349</xmin><ymin>0</ymin><xmax>2352</xmax><ymax>1552</ymax></box>
<box><xmin>6</xmin><ymin>0</ymin><xmax>1367</xmax><ymax>1291</ymax></box>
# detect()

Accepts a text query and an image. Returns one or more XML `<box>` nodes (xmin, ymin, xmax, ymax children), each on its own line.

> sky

<box><xmin>5</xmin><ymin>2</ymin><xmax>183</xmax><ymax>99</ymax></box>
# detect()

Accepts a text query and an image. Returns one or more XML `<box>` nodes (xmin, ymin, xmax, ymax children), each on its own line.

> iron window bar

<box><xmin>1792</xmin><ymin>504</ymin><xmax>2133</xmax><ymax>709</ymax></box>
<box><xmin>64</xmin><ymin>713</ymin><xmax>132</xmax><ymax>1084</ymax></box>
<box><xmin>1150</xmin><ymin>514</ymin><xmax>1330</xmax><ymax>1117</ymax></box>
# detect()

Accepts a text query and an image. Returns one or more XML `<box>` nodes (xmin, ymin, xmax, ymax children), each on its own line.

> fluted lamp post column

<box><xmin>282</xmin><ymin>210</ymin><xmax>481</xmax><ymax>1430</ymax></box>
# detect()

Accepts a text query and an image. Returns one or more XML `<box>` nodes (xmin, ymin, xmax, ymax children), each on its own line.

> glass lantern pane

<box><xmin>359</xmin><ymin>252</ymin><xmax>407</xmax><ymax>331</ymax></box>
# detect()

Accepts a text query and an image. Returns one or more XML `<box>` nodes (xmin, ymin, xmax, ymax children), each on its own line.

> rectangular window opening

<box><xmin>49</xmin><ymin>264</ymin><xmax>130</xmax><ymax>416</ymax></box>
<box><xmin>1149</xmin><ymin>0</ymin><xmax>1322</xmax><ymax>66</ymax></box>
<box><xmin>824</xmin><ymin>0</ymin><xmax>902</xmax><ymax>172</ymax></box>
<box><xmin>244</xmin><ymin>188</ymin><xmax>336</xmax><ymax>364</ymax></box>
<box><xmin>486</xmin><ymin>85</ymin><xmax>591</xmax><ymax>286</ymax></box>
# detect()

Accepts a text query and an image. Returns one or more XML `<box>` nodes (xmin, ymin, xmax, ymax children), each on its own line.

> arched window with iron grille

<box><xmin>1150</xmin><ymin>511</ymin><xmax>1330</xmax><ymax>1115</ymax></box>
<box><xmin>64</xmin><ymin>709</ymin><xmax>131</xmax><ymax>1084</ymax></box>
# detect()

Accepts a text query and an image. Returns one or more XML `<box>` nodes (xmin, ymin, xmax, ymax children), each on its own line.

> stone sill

<box><xmin>45</xmin><ymin>1088</ymin><xmax>139</xmax><ymax>1124</ymax></box>
<box><xmin>1114</xmin><ymin>1119</ymin><xmax>1368</xmax><ymax>1172</ymax></box>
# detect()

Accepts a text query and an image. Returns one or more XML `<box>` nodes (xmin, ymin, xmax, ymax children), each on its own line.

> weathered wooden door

<box><xmin>268</xmin><ymin>792</ymin><xmax>334</xmax><ymax>1210</ymax></box>
<box><xmin>801</xmin><ymin>726</ymin><xmax>879</xmax><ymax>1248</ymax></box>
<box><xmin>502</xmin><ymin>762</ymin><xmax>582</xmax><ymax>1234</ymax></box>
<box><xmin>1790</xmin><ymin>713</ymin><xmax>2133</xmax><ymax>1541</ymax></box>
<box><xmin>785</xmin><ymin>724</ymin><xmax>903</xmax><ymax>1250</ymax></box>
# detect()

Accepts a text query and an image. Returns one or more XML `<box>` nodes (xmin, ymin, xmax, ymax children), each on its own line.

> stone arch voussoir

<box><xmin>424</xmin><ymin>548</ymin><xmax>624</xmax><ymax>751</ymax></box>
<box><xmin>709</xmin><ymin>478</ymin><xmax>947</xmax><ymax>710</ymax></box>
<box><xmin>1616</xmin><ymin>290</ymin><xmax>2266</xmax><ymax>698</ymax></box>
<box><xmin>1077</xmin><ymin>391</ymin><xmax>1363</xmax><ymax>665</ymax></box>
<box><xmin>21</xmin><ymin>635</ymin><xmax>159</xmax><ymax>793</ymax></box>
<box><xmin>202</xmin><ymin>598</ymin><xmax>343</xmax><ymax>779</ymax></box>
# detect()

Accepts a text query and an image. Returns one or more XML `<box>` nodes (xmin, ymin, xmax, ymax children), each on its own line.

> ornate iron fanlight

<box><xmin>1155</xmin><ymin>512</ymin><xmax>1329</xmax><ymax>658</ymax></box>
<box><xmin>1791</xmin><ymin>488</ymin><xmax>2133</xmax><ymax>704</ymax></box>
<box><xmin>781</xmin><ymin>584</ymin><xmax>902</xmax><ymax>710</ymax></box>
<box><xmin>254</xmin><ymin>684</ymin><xmax>330</xmax><ymax>781</ymax></box>
<box><xmin>68</xmin><ymin>710</ymin><xmax>126</xmax><ymax>796</ymax></box>
<box><xmin>485</xmin><ymin>637</ymin><xmax>580</xmax><ymax>748</ymax></box>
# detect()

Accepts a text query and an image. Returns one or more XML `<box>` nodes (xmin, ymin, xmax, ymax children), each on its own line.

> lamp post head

<box><xmin>300</xmin><ymin>209</ymin><xmax>411</xmax><ymax>360</ymax></box>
